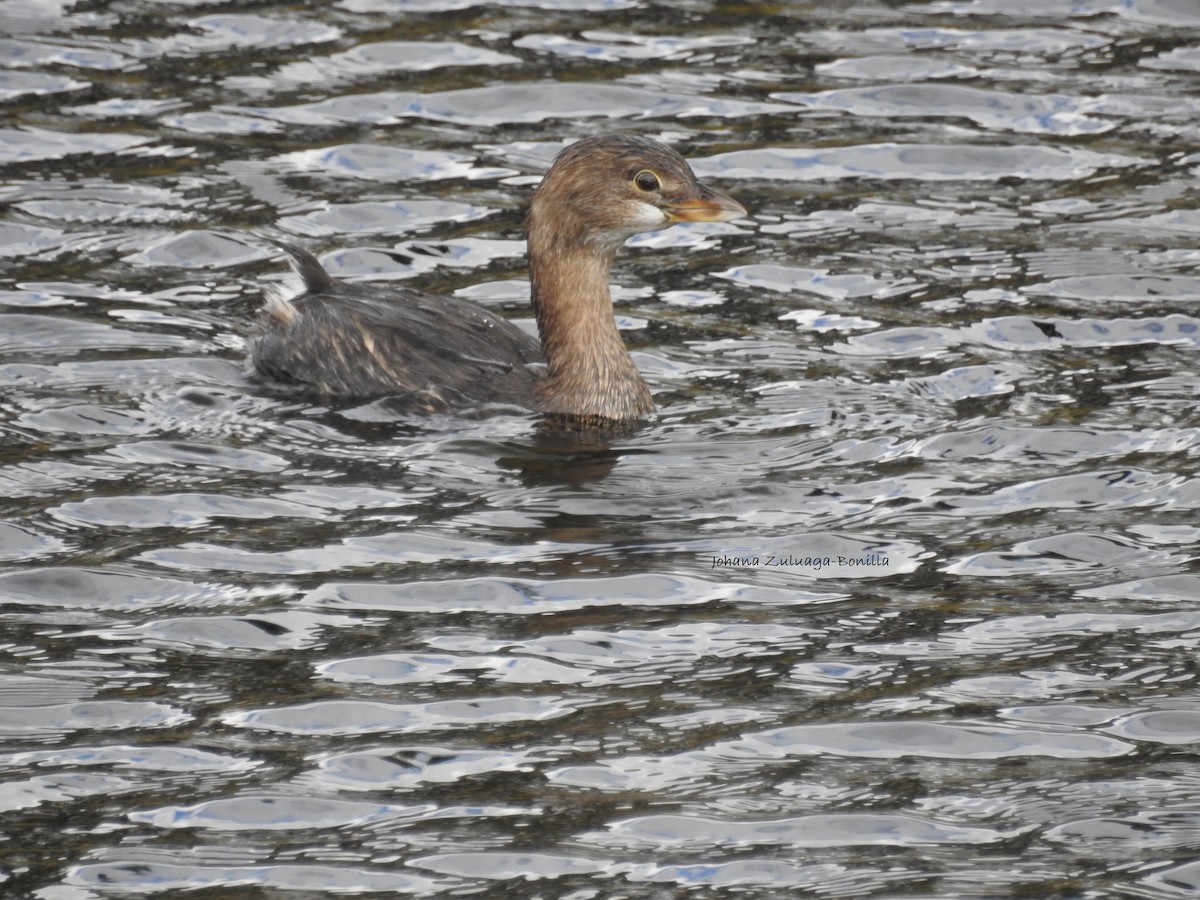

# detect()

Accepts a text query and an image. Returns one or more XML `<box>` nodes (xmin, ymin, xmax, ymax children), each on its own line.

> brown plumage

<box><xmin>250</xmin><ymin>134</ymin><xmax>746</xmax><ymax>423</ymax></box>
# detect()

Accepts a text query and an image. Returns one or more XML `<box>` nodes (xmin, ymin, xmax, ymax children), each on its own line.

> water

<box><xmin>2</xmin><ymin>0</ymin><xmax>1200</xmax><ymax>897</ymax></box>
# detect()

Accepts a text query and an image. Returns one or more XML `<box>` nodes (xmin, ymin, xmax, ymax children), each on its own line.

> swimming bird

<box><xmin>251</xmin><ymin>134</ymin><xmax>746</xmax><ymax>424</ymax></box>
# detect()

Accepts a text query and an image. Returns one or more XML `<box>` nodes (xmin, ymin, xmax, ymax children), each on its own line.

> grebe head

<box><xmin>527</xmin><ymin>135</ymin><xmax>746</xmax><ymax>253</ymax></box>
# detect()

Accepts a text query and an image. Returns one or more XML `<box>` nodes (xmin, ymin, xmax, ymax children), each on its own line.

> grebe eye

<box><xmin>633</xmin><ymin>170</ymin><xmax>660</xmax><ymax>192</ymax></box>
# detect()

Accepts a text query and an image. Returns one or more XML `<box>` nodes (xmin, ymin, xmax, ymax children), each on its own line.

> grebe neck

<box><xmin>527</xmin><ymin>230</ymin><xmax>654</xmax><ymax>421</ymax></box>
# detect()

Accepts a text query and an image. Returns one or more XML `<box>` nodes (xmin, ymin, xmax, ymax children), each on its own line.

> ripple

<box><xmin>278</xmin><ymin>199</ymin><xmax>494</xmax><ymax>237</ymax></box>
<box><xmin>0</xmin><ymin>521</ymin><xmax>67</xmax><ymax>561</ymax></box>
<box><xmin>133</xmin><ymin>14</ymin><xmax>341</xmax><ymax>58</ymax></box>
<box><xmin>999</xmin><ymin>705</ymin><xmax>1134</xmax><ymax>728</ymax></box>
<box><xmin>340</xmin><ymin>0</ymin><xmax>635</xmax><ymax>10</ymax></box>
<box><xmin>806</xmin><ymin>25</ymin><xmax>1112</xmax><ymax>57</ymax></box>
<box><xmin>718</xmin><ymin>264</ymin><xmax>918</xmax><ymax>299</ymax></box>
<box><xmin>141</xmin><ymin>530</ymin><xmax>583</xmax><ymax>575</ymax></box>
<box><xmin>103</xmin><ymin>440</ymin><xmax>290</xmax><ymax>472</ymax></box>
<box><xmin>317</xmin><ymin>652</ymin><xmax>592</xmax><ymax>686</ymax></box>
<box><xmin>1106</xmin><ymin>710</ymin><xmax>1200</xmax><ymax>745</ymax></box>
<box><xmin>0</xmin><ymin>69</ymin><xmax>89</xmax><ymax>100</ymax></box>
<box><xmin>0</xmin><ymin>126</ymin><xmax>152</xmax><ymax>163</ymax></box>
<box><xmin>0</xmin><ymin>36</ymin><xmax>131</xmax><ymax>70</ymax></box>
<box><xmin>224</xmin><ymin>696</ymin><xmax>575</xmax><ymax>736</ymax></box>
<box><xmin>776</xmin><ymin>83</ymin><xmax>1112</xmax><ymax>135</ymax></box>
<box><xmin>933</xmin><ymin>670</ymin><xmax>1114</xmax><ymax>703</ymax></box>
<box><xmin>598</xmin><ymin>811</ymin><xmax>1022</xmax><ymax>849</ymax></box>
<box><xmin>301</xmin><ymin>573</ymin><xmax>742</xmax><ymax>613</ymax></box>
<box><xmin>66</xmin><ymin>860</ymin><xmax>447</xmax><ymax>894</ymax></box>
<box><xmin>515</xmin><ymin>30</ymin><xmax>753</xmax><ymax>61</ymax></box>
<box><xmin>862</xmin><ymin>612</ymin><xmax>1200</xmax><ymax>659</ymax></box>
<box><xmin>0</xmin><ymin>772</ymin><xmax>135</xmax><ymax>813</ymax></box>
<box><xmin>161</xmin><ymin>110</ymin><xmax>283</xmax><ymax>135</ymax></box>
<box><xmin>238</xmin><ymin>40</ymin><xmax>519</xmax><ymax>93</ymax></box>
<box><xmin>634</xmin><ymin>859</ymin><xmax>903</xmax><ymax>891</ymax></box>
<box><xmin>1024</xmin><ymin>274</ymin><xmax>1200</xmax><ymax>303</ymax></box>
<box><xmin>16</xmin><ymin>193</ymin><xmax>191</xmax><ymax>225</ymax></box>
<box><xmin>816</xmin><ymin>54</ymin><xmax>976</xmax><ymax>81</ymax></box>
<box><xmin>905</xmin><ymin>364</ymin><xmax>1029</xmax><ymax>401</ymax></box>
<box><xmin>466</xmin><ymin>622</ymin><xmax>815</xmax><ymax>680</ymax></box>
<box><xmin>695</xmin><ymin>143</ymin><xmax>1140</xmax><ymax>182</ymax></box>
<box><xmin>123</xmin><ymin>230</ymin><xmax>273</xmax><ymax>268</ymax></box>
<box><xmin>103</xmin><ymin>611</ymin><xmax>356</xmax><ymax>653</ymax></box>
<box><xmin>1079</xmin><ymin>574</ymin><xmax>1200</xmax><ymax>602</ymax></box>
<box><xmin>268</xmin><ymin>143</ymin><xmax>513</xmax><ymax>182</ymax></box>
<box><xmin>1142</xmin><ymin>46</ymin><xmax>1200</xmax><ymax>73</ymax></box>
<box><xmin>939</xmin><ymin>469</ymin><xmax>1189</xmax><ymax>517</ymax></box>
<box><xmin>411</xmin><ymin>851</ymin><xmax>611</xmax><ymax>880</ymax></box>
<box><xmin>50</xmin><ymin>492</ymin><xmax>332</xmax><ymax>529</ymax></box>
<box><xmin>309</xmin><ymin>746</ymin><xmax>549</xmax><ymax>790</ymax></box>
<box><xmin>0</xmin><ymin>743</ymin><xmax>259</xmax><ymax>773</ymax></box>
<box><xmin>916</xmin><ymin>424</ymin><xmax>1200</xmax><ymax>463</ymax></box>
<box><xmin>0</xmin><ymin>566</ymin><xmax>238</xmax><ymax>611</ymax></box>
<box><xmin>944</xmin><ymin>531</ymin><xmax>1179</xmax><ymax>578</ymax></box>
<box><xmin>1047</xmin><ymin>810</ymin><xmax>1200</xmax><ymax>850</ymax></box>
<box><xmin>0</xmin><ymin>221</ymin><xmax>69</xmax><ymax>257</ymax></box>
<box><xmin>727</xmin><ymin>720</ymin><xmax>1134</xmax><ymax>760</ymax></box>
<box><xmin>962</xmin><ymin>314</ymin><xmax>1200</xmax><ymax>351</ymax></box>
<box><xmin>0</xmin><ymin>701</ymin><xmax>191</xmax><ymax>738</ymax></box>
<box><xmin>1142</xmin><ymin>859</ymin><xmax>1200</xmax><ymax>896</ymax></box>
<box><xmin>918</xmin><ymin>0</ymin><xmax>1200</xmax><ymax>26</ymax></box>
<box><xmin>0</xmin><ymin>314</ymin><xmax>199</xmax><ymax>358</ymax></box>
<box><xmin>129</xmin><ymin>795</ymin><xmax>451</xmax><ymax>830</ymax></box>
<box><xmin>235</xmin><ymin>83</ymin><xmax>790</xmax><ymax>129</ymax></box>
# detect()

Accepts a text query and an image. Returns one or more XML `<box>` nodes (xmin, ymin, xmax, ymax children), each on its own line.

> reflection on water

<box><xmin>2</xmin><ymin>0</ymin><xmax>1200</xmax><ymax>897</ymax></box>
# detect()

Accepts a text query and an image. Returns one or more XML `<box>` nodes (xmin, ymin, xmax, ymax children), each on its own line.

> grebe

<box><xmin>250</xmin><ymin>135</ymin><xmax>746</xmax><ymax>423</ymax></box>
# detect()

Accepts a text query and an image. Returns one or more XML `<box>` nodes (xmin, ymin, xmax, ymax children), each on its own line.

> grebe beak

<box><xmin>665</xmin><ymin>185</ymin><xmax>747</xmax><ymax>224</ymax></box>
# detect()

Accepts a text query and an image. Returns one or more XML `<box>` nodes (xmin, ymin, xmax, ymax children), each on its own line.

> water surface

<box><xmin>2</xmin><ymin>0</ymin><xmax>1200</xmax><ymax>897</ymax></box>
